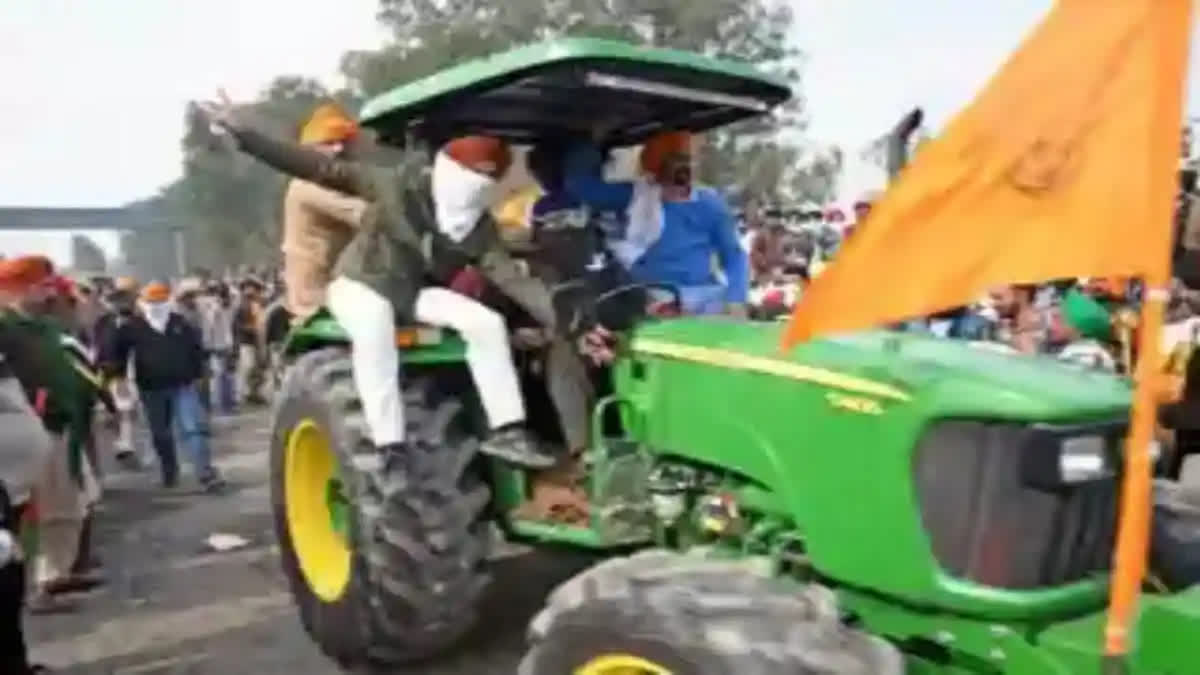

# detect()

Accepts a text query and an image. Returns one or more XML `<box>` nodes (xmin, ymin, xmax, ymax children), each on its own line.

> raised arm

<box><xmin>704</xmin><ymin>191</ymin><xmax>750</xmax><ymax>305</ymax></box>
<box><xmin>229</xmin><ymin>126</ymin><xmax>376</xmax><ymax>200</ymax></box>
<box><xmin>563</xmin><ymin>144</ymin><xmax>635</xmax><ymax>211</ymax></box>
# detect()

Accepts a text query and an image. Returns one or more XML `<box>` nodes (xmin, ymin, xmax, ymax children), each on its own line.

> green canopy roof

<box><xmin>359</xmin><ymin>38</ymin><xmax>792</xmax><ymax>147</ymax></box>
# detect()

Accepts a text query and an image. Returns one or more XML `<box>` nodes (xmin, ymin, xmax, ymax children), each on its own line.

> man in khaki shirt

<box><xmin>281</xmin><ymin>104</ymin><xmax>369</xmax><ymax>322</ymax></box>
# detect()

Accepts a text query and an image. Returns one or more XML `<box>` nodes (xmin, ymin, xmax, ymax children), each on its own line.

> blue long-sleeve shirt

<box><xmin>563</xmin><ymin>145</ymin><xmax>749</xmax><ymax>304</ymax></box>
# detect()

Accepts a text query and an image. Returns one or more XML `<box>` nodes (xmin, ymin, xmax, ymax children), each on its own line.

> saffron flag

<box><xmin>781</xmin><ymin>0</ymin><xmax>1193</xmax><ymax>349</ymax></box>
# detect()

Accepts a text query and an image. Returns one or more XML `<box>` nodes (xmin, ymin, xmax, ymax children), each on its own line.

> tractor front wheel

<box><xmin>270</xmin><ymin>347</ymin><xmax>491</xmax><ymax>668</ymax></box>
<box><xmin>519</xmin><ymin>551</ymin><xmax>903</xmax><ymax>675</ymax></box>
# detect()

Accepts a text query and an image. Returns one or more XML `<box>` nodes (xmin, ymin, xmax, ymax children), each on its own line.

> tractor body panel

<box><xmin>615</xmin><ymin>318</ymin><xmax>1131</xmax><ymax>619</ymax></box>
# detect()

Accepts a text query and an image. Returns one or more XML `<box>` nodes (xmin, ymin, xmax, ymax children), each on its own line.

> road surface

<box><xmin>28</xmin><ymin>409</ymin><xmax>594</xmax><ymax>674</ymax></box>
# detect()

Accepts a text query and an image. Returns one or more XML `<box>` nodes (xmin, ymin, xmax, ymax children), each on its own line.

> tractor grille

<box><xmin>913</xmin><ymin>421</ymin><xmax>1119</xmax><ymax>589</ymax></box>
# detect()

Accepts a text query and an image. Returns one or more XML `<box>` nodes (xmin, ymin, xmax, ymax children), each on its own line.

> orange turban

<box><xmin>0</xmin><ymin>255</ymin><xmax>54</xmax><ymax>292</ymax></box>
<box><xmin>299</xmin><ymin>103</ymin><xmax>360</xmax><ymax>145</ymax></box>
<box><xmin>140</xmin><ymin>282</ymin><xmax>171</xmax><ymax>303</ymax></box>
<box><xmin>640</xmin><ymin>131</ymin><xmax>693</xmax><ymax>175</ymax></box>
<box><xmin>442</xmin><ymin>136</ymin><xmax>512</xmax><ymax>177</ymax></box>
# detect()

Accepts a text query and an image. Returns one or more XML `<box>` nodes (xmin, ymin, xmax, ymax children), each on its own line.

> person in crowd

<box><xmin>749</xmin><ymin>219</ymin><xmax>788</xmax><ymax>285</ymax></box>
<box><xmin>233</xmin><ymin>277</ymin><xmax>268</xmax><ymax>406</ymax></box>
<box><xmin>989</xmin><ymin>283</ymin><xmax>1044</xmax><ymax>354</ymax></box>
<box><xmin>199</xmin><ymin>95</ymin><xmax>553</xmax><ymax>467</ymax></box>
<box><xmin>1048</xmin><ymin>289</ymin><xmax>1118</xmax><ymax>371</ymax></box>
<box><xmin>35</xmin><ymin>277</ymin><xmax>106</xmax><ymax>579</ymax></box>
<box><xmin>0</xmin><ymin>257</ymin><xmax>101</xmax><ymax>614</ymax></box>
<box><xmin>0</xmin><ymin>264</ymin><xmax>55</xmax><ymax>672</ymax></box>
<box><xmin>279</xmin><ymin>104</ymin><xmax>368</xmax><ymax>324</ymax></box>
<box><xmin>103</xmin><ymin>282</ymin><xmax>224</xmax><ymax>492</ymax></box>
<box><xmin>173</xmin><ymin>278</ymin><xmax>209</xmax><ymax>408</ymax></box>
<box><xmin>72</xmin><ymin>280</ymin><xmax>104</xmax><ymax>348</ymax></box>
<box><xmin>563</xmin><ymin>130</ymin><xmax>750</xmax><ymax>316</ymax></box>
<box><xmin>96</xmin><ymin>280</ymin><xmax>142</xmax><ymax>468</ymax></box>
<box><xmin>201</xmin><ymin>281</ymin><xmax>237</xmax><ymax>414</ymax></box>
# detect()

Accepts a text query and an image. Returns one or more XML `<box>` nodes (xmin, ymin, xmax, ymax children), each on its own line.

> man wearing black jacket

<box><xmin>103</xmin><ymin>282</ymin><xmax>224</xmax><ymax>492</ymax></box>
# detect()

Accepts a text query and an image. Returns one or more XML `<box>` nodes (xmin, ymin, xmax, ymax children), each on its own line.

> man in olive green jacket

<box><xmin>200</xmin><ymin>99</ymin><xmax>553</xmax><ymax>467</ymax></box>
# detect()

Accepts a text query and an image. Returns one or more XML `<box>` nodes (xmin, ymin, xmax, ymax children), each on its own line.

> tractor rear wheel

<box><xmin>270</xmin><ymin>347</ymin><xmax>491</xmax><ymax>668</ymax></box>
<box><xmin>519</xmin><ymin>550</ymin><xmax>903</xmax><ymax>675</ymax></box>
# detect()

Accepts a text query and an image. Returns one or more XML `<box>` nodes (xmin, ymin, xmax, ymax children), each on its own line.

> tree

<box><xmin>70</xmin><ymin>234</ymin><xmax>108</xmax><ymax>273</ymax></box>
<box><xmin>122</xmin><ymin>77</ymin><xmax>359</xmax><ymax>274</ymax></box>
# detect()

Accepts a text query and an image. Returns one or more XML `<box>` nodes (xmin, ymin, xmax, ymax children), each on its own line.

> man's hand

<box><xmin>578</xmin><ymin>325</ymin><xmax>615</xmax><ymax>366</ymax></box>
<box><xmin>193</xmin><ymin>89</ymin><xmax>241</xmax><ymax>134</ymax></box>
<box><xmin>725</xmin><ymin>303</ymin><xmax>749</xmax><ymax>319</ymax></box>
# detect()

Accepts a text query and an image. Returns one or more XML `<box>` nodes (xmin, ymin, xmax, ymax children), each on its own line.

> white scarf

<box><xmin>140</xmin><ymin>300</ymin><xmax>173</xmax><ymax>333</ymax></box>
<box><xmin>431</xmin><ymin>151</ymin><xmax>498</xmax><ymax>243</ymax></box>
<box><xmin>610</xmin><ymin>177</ymin><xmax>665</xmax><ymax>268</ymax></box>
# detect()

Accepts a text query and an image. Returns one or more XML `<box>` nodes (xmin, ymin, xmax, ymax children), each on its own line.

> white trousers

<box><xmin>326</xmin><ymin>277</ymin><xmax>526</xmax><ymax>446</ymax></box>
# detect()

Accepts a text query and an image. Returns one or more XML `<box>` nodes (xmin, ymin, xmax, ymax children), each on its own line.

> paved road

<box><xmin>28</xmin><ymin>409</ymin><xmax>595</xmax><ymax>674</ymax></box>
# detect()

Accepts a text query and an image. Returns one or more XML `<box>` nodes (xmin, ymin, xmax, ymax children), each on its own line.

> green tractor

<box><xmin>269</xmin><ymin>38</ymin><xmax>1200</xmax><ymax>674</ymax></box>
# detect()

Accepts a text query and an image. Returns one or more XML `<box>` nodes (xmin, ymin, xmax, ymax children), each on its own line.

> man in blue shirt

<box><xmin>563</xmin><ymin>131</ymin><xmax>749</xmax><ymax>316</ymax></box>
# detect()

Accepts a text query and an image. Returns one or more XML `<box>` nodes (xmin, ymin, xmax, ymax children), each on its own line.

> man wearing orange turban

<box><xmin>0</xmin><ymin>255</ymin><xmax>107</xmax><ymax>614</ymax></box>
<box><xmin>282</xmin><ymin>103</ymin><xmax>369</xmax><ymax>323</ymax></box>
<box><xmin>0</xmin><ymin>256</ymin><xmax>61</xmax><ymax>670</ymax></box>
<box><xmin>201</xmin><ymin>94</ymin><xmax>554</xmax><ymax>467</ymax></box>
<box><xmin>104</xmin><ymin>280</ymin><xmax>224</xmax><ymax>491</ymax></box>
<box><xmin>563</xmin><ymin>130</ymin><xmax>749</xmax><ymax>316</ymax></box>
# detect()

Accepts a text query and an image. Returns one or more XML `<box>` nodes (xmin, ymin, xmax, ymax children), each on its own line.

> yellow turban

<box><xmin>299</xmin><ymin>103</ymin><xmax>360</xmax><ymax>145</ymax></box>
<box><xmin>140</xmin><ymin>282</ymin><xmax>171</xmax><ymax>303</ymax></box>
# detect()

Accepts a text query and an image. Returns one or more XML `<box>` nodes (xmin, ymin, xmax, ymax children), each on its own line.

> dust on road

<box><xmin>28</xmin><ymin>410</ymin><xmax>593</xmax><ymax>674</ymax></box>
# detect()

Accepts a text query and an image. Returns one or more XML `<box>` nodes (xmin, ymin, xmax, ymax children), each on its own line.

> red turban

<box><xmin>640</xmin><ymin>131</ymin><xmax>693</xmax><ymax>175</ymax></box>
<box><xmin>443</xmin><ymin>136</ymin><xmax>512</xmax><ymax>177</ymax></box>
<box><xmin>0</xmin><ymin>255</ymin><xmax>54</xmax><ymax>292</ymax></box>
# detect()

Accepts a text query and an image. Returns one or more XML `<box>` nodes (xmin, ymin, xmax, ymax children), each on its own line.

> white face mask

<box><xmin>140</xmin><ymin>300</ymin><xmax>173</xmax><ymax>332</ymax></box>
<box><xmin>431</xmin><ymin>150</ymin><xmax>497</xmax><ymax>243</ymax></box>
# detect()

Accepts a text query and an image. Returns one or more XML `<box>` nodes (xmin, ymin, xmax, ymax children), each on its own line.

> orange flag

<box><xmin>781</xmin><ymin>0</ymin><xmax>1193</xmax><ymax>350</ymax></box>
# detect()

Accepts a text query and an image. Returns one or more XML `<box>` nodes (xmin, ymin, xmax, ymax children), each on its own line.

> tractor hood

<box><xmin>630</xmin><ymin>318</ymin><xmax>1132</xmax><ymax>420</ymax></box>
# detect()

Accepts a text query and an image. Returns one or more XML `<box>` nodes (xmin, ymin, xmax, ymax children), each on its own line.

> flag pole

<box><xmin>1102</xmin><ymin>282</ymin><xmax>1168</xmax><ymax>671</ymax></box>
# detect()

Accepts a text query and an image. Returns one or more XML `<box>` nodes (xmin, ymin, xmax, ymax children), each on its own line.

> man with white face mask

<box><xmin>102</xmin><ymin>282</ymin><xmax>224</xmax><ymax>490</ymax></box>
<box><xmin>200</xmin><ymin>97</ymin><xmax>551</xmax><ymax>467</ymax></box>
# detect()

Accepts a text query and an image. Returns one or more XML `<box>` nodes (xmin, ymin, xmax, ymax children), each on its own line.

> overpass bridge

<box><xmin>0</xmin><ymin>206</ymin><xmax>187</xmax><ymax>274</ymax></box>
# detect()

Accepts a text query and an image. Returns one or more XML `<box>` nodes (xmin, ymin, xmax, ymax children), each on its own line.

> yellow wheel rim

<box><xmin>575</xmin><ymin>654</ymin><xmax>673</xmax><ymax>675</ymax></box>
<box><xmin>285</xmin><ymin>418</ymin><xmax>352</xmax><ymax>602</ymax></box>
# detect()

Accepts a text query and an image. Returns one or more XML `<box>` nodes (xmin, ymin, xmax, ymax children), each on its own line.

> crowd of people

<box><xmin>0</xmin><ymin>257</ymin><xmax>284</xmax><ymax>673</ymax></box>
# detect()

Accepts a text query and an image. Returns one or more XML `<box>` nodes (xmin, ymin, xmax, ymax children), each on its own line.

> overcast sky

<box><xmin>1</xmin><ymin>0</ymin><xmax>1198</xmax><ymax>262</ymax></box>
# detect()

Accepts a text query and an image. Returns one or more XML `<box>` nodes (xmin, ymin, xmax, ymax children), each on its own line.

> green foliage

<box><xmin>127</xmin><ymin>0</ymin><xmax>836</xmax><ymax>272</ymax></box>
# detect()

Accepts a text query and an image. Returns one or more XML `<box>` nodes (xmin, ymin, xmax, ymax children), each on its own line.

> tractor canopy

<box><xmin>359</xmin><ymin>37</ymin><xmax>792</xmax><ymax>147</ymax></box>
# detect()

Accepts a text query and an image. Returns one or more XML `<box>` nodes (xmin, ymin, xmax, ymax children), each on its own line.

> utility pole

<box><xmin>173</xmin><ymin>227</ymin><xmax>187</xmax><ymax>277</ymax></box>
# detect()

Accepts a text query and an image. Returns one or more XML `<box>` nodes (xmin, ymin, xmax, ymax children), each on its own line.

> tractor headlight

<box><xmin>1020</xmin><ymin>425</ymin><xmax>1123</xmax><ymax>491</ymax></box>
<box><xmin>1058</xmin><ymin>436</ymin><xmax>1110</xmax><ymax>483</ymax></box>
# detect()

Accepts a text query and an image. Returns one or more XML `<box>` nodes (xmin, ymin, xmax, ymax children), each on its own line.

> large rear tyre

<box><xmin>270</xmin><ymin>347</ymin><xmax>491</xmax><ymax>668</ymax></box>
<box><xmin>520</xmin><ymin>551</ymin><xmax>903</xmax><ymax>675</ymax></box>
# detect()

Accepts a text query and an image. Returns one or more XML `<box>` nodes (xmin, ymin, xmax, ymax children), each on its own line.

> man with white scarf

<box><xmin>564</xmin><ymin>130</ymin><xmax>750</xmax><ymax>317</ymax></box>
<box><xmin>102</xmin><ymin>282</ymin><xmax>224</xmax><ymax>490</ymax></box>
<box><xmin>200</xmin><ymin>95</ymin><xmax>552</xmax><ymax>467</ymax></box>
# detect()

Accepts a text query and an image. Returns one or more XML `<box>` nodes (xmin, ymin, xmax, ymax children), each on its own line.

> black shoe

<box><xmin>200</xmin><ymin>469</ymin><xmax>227</xmax><ymax>494</ymax></box>
<box><xmin>115</xmin><ymin>450</ymin><xmax>142</xmax><ymax>471</ymax></box>
<box><xmin>479</xmin><ymin>427</ymin><xmax>554</xmax><ymax>468</ymax></box>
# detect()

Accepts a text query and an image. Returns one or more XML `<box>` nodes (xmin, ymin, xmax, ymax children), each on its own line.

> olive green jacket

<box><xmin>229</xmin><ymin>127</ymin><xmax>557</xmax><ymax>329</ymax></box>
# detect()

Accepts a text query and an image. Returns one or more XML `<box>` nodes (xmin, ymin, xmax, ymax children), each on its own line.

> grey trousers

<box><xmin>480</xmin><ymin>250</ymin><xmax>594</xmax><ymax>451</ymax></box>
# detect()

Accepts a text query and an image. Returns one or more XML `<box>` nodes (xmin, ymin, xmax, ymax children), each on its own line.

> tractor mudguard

<box><xmin>280</xmin><ymin>309</ymin><xmax>468</xmax><ymax>364</ymax></box>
